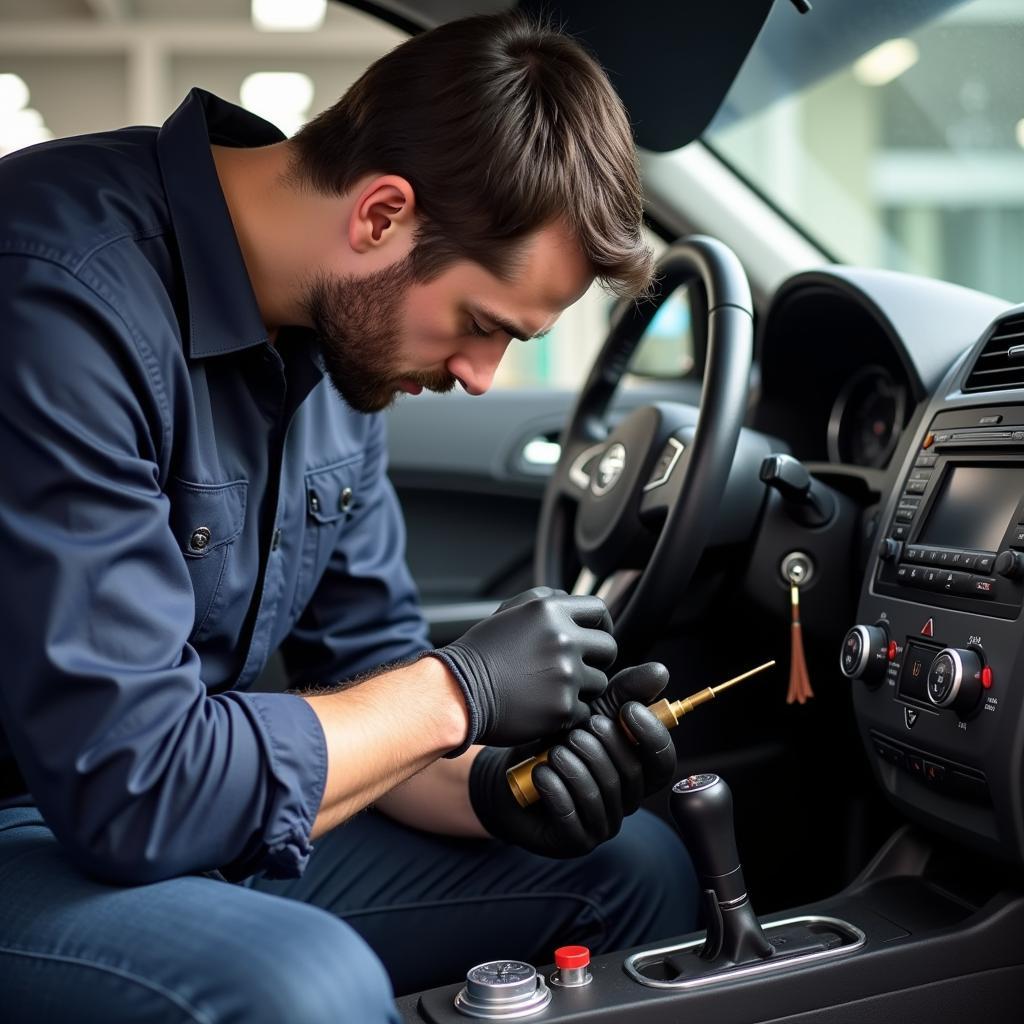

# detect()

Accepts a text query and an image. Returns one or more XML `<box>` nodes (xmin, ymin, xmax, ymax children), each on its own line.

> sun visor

<box><xmin>519</xmin><ymin>0</ymin><xmax>778</xmax><ymax>152</ymax></box>
<box><xmin>340</xmin><ymin>0</ymin><xmax>783</xmax><ymax>152</ymax></box>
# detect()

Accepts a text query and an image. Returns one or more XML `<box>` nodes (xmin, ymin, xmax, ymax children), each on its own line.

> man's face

<box><xmin>303</xmin><ymin>220</ymin><xmax>594</xmax><ymax>413</ymax></box>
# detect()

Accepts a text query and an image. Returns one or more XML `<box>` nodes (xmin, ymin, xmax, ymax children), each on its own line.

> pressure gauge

<box><xmin>454</xmin><ymin>959</ymin><xmax>552</xmax><ymax>1019</ymax></box>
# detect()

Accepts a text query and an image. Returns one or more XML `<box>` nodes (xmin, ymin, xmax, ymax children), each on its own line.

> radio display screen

<box><xmin>919</xmin><ymin>465</ymin><xmax>1024</xmax><ymax>552</ymax></box>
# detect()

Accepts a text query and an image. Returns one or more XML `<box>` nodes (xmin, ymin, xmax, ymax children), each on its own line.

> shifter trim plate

<box><xmin>623</xmin><ymin>914</ymin><xmax>866</xmax><ymax>990</ymax></box>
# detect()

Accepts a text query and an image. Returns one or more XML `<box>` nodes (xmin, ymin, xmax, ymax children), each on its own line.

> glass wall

<box><xmin>707</xmin><ymin>0</ymin><xmax>1024</xmax><ymax>303</ymax></box>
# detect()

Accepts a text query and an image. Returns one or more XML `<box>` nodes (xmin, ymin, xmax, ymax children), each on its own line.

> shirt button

<box><xmin>190</xmin><ymin>526</ymin><xmax>212</xmax><ymax>552</ymax></box>
<box><xmin>308</xmin><ymin>492</ymin><xmax>321</xmax><ymax>514</ymax></box>
<box><xmin>270</xmin><ymin>528</ymin><xmax>282</xmax><ymax>551</ymax></box>
<box><xmin>339</xmin><ymin>487</ymin><xmax>353</xmax><ymax>512</ymax></box>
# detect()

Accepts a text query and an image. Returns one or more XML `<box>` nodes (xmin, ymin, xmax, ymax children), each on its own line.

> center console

<box><xmin>848</xmin><ymin>401</ymin><xmax>1024</xmax><ymax>862</ymax></box>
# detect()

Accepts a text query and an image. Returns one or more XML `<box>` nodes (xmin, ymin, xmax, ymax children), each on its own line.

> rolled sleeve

<box><xmin>0</xmin><ymin>256</ymin><xmax>325</xmax><ymax>883</ymax></box>
<box><xmin>221</xmin><ymin>691</ymin><xmax>327</xmax><ymax>880</ymax></box>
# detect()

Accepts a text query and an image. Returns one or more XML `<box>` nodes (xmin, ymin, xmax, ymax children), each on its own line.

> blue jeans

<box><xmin>0</xmin><ymin>805</ymin><xmax>696</xmax><ymax>1022</ymax></box>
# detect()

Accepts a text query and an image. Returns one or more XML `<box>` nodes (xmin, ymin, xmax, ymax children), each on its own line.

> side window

<box><xmin>626</xmin><ymin>284</ymin><xmax>698</xmax><ymax>381</ymax></box>
<box><xmin>493</xmin><ymin>226</ymin><xmax>674</xmax><ymax>390</ymax></box>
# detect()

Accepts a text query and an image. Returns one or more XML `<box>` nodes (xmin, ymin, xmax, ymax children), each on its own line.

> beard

<box><xmin>302</xmin><ymin>254</ymin><xmax>457</xmax><ymax>414</ymax></box>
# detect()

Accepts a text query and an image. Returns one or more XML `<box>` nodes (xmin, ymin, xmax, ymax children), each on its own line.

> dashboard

<box><xmin>749</xmin><ymin>266</ymin><xmax>1024</xmax><ymax>865</ymax></box>
<box><xmin>752</xmin><ymin>268</ymin><xmax>1008</xmax><ymax>472</ymax></box>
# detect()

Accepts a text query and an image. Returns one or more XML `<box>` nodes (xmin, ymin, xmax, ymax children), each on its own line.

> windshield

<box><xmin>705</xmin><ymin>0</ymin><xmax>1024</xmax><ymax>302</ymax></box>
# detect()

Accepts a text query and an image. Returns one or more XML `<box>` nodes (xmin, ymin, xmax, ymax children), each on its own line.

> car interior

<box><xmin>4</xmin><ymin>0</ymin><xmax>1024</xmax><ymax>1019</ymax></box>
<box><xmin>374</xmin><ymin>0</ymin><xmax>1024</xmax><ymax>1020</ymax></box>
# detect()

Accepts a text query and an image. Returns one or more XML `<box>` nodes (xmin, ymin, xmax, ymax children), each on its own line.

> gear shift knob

<box><xmin>669</xmin><ymin>773</ymin><xmax>742</xmax><ymax>882</ymax></box>
<box><xmin>669</xmin><ymin>774</ymin><xmax>773</xmax><ymax>963</ymax></box>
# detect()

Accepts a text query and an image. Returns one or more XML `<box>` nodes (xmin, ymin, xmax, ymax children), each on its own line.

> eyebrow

<box><xmin>472</xmin><ymin>305</ymin><xmax>552</xmax><ymax>342</ymax></box>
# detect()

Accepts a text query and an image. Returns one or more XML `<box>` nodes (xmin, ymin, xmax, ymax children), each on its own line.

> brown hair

<box><xmin>289</xmin><ymin>12</ymin><xmax>653</xmax><ymax>298</ymax></box>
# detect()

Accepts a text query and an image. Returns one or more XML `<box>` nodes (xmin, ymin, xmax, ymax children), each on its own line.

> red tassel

<box><xmin>787</xmin><ymin>583</ymin><xmax>814</xmax><ymax>704</ymax></box>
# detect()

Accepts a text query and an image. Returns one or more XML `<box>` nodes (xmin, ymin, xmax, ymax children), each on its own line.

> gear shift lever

<box><xmin>669</xmin><ymin>773</ymin><xmax>774</xmax><ymax>964</ymax></box>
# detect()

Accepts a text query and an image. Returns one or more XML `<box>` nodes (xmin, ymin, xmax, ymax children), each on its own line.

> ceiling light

<box><xmin>1015</xmin><ymin>118</ymin><xmax>1024</xmax><ymax>149</ymax></box>
<box><xmin>853</xmin><ymin>38</ymin><xmax>919</xmax><ymax>87</ymax></box>
<box><xmin>251</xmin><ymin>0</ymin><xmax>326</xmax><ymax>32</ymax></box>
<box><xmin>0</xmin><ymin>73</ymin><xmax>30</xmax><ymax>115</ymax></box>
<box><xmin>0</xmin><ymin>108</ymin><xmax>53</xmax><ymax>156</ymax></box>
<box><xmin>240</xmin><ymin>72</ymin><xmax>315</xmax><ymax>137</ymax></box>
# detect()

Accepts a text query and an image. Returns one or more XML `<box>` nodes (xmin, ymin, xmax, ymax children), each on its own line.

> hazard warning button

<box><xmin>921</xmin><ymin>618</ymin><xmax>934</xmax><ymax>638</ymax></box>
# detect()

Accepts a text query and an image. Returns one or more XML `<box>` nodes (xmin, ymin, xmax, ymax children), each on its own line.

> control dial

<box><xmin>455</xmin><ymin>960</ymin><xmax>551</xmax><ymax>1019</ymax></box>
<box><xmin>840</xmin><ymin>624</ymin><xmax>889</xmax><ymax>682</ymax></box>
<box><xmin>995</xmin><ymin>549</ymin><xmax>1024</xmax><ymax>580</ymax></box>
<box><xmin>926</xmin><ymin>648</ymin><xmax>984</xmax><ymax>717</ymax></box>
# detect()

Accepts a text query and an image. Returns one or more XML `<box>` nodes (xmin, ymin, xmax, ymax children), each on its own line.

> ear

<box><xmin>348</xmin><ymin>175</ymin><xmax>416</xmax><ymax>253</ymax></box>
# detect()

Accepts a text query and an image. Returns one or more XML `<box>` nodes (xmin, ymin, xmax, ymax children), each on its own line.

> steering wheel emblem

<box><xmin>592</xmin><ymin>442</ymin><xmax>627</xmax><ymax>496</ymax></box>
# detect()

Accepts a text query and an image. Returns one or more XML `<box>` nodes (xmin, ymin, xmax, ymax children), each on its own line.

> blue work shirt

<box><xmin>0</xmin><ymin>89</ymin><xmax>430</xmax><ymax>884</ymax></box>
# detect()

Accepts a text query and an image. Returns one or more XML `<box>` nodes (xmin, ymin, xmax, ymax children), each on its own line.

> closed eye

<box><xmin>468</xmin><ymin>319</ymin><xmax>495</xmax><ymax>338</ymax></box>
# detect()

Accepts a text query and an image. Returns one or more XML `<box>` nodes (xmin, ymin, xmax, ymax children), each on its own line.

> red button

<box><xmin>981</xmin><ymin>666</ymin><xmax>993</xmax><ymax>689</ymax></box>
<box><xmin>554</xmin><ymin>946</ymin><xmax>590</xmax><ymax>970</ymax></box>
<box><xmin>922</xmin><ymin>433</ymin><xmax>934</xmax><ymax>450</ymax></box>
<box><xmin>888</xmin><ymin>641</ymin><xmax>898</xmax><ymax>662</ymax></box>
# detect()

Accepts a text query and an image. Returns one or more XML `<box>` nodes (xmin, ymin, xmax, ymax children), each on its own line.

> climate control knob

<box><xmin>926</xmin><ymin>647</ymin><xmax>984</xmax><ymax>717</ymax></box>
<box><xmin>839</xmin><ymin>625</ymin><xmax>888</xmax><ymax>682</ymax></box>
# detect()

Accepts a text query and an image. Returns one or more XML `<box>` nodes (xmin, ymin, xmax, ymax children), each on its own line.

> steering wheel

<box><xmin>534</xmin><ymin>235</ymin><xmax>754</xmax><ymax>654</ymax></box>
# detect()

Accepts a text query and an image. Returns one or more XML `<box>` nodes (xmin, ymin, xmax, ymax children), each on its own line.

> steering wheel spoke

<box><xmin>563</xmin><ymin>440</ymin><xmax>606</xmax><ymax>496</ymax></box>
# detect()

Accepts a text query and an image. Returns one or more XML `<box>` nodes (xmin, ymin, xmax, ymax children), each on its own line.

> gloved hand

<box><xmin>468</xmin><ymin>662</ymin><xmax>677</xmax><ymax>857</ymax></box>
<box><xmin>427</xmin><ymin>586</ymin><xmax>617</xmax><ymax>754</ymax></box>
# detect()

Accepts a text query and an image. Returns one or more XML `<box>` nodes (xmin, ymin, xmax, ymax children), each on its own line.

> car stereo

<box><xmin>875</xmin><ymin>406</ymin><xmax>1024</xmax><ymax>619</ymax></box>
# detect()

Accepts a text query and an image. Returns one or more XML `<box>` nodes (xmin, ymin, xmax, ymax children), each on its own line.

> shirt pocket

<box><xmin>167</xmin><ymin>478</ymin><xmax>248</xmax><ymax>643</ymax></box>
<box><xmin>291</xmin><ymin>455</ymin><xmax>364</xmax><ymax>619</ymax></box>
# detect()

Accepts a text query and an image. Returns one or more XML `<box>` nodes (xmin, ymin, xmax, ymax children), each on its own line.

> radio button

<box><xmin>1011</xmin><ymin>524</ymin><xmax>1024</xmax><ymax>547</ymax></box>
<box><xmin>915</xmin><ymin>454</ymin><xmax>937</xmax><ymax>467</ymax></box>
<box><xmin>934</xmin><ymin>549</ymin><xmax>953</xmax><ymax>565</ymax></box>
<box><xmin>969</xmin><ymin>576</ymin><xmax>996</xmax><ymax>598</ymax></box>
<box><xmin>976</xmin><ymin>554</ymin><xmax>995</xmax><ymax>574</ymax></box>
<box><xmin>959</xmin><ymin>552</ymin><xmax>977</xmax><ymax>570</ymax></box>
<box><xmin>898</xmin><ymin>497</ymin><xmax>921</xmax><ymax>510</ymax></box>
<box><xmin>923</xmin><ymin>569</ymin><xmax>942</xmax><ymax>589</ymax></box>
<box><xmin>895</xmin><ymin>509</ymin><xmax>916</xmax><ymax>523</ymax></box>
<box><xmin>890</xmin><ymin>523</ymin><xmax>910</xmax><ymax>541</ymax></box>
<box><xmin>922</xmin><ymin>548</ymin><xmax>942</xmax><ymax>564</ymax></box>
<box><xmin>909</xmin><ymin>467</ymin><xmax>933</xmax><ymax>481</ymax></box>
<box><xmin>895</xmin><ymin>563</ymin><xmax>910</xmax><ymax>582</ymax></box>
<box><xmin>905</xmin><ymin>479</ymin><xmax>928</xmax><ymax>495</ymax></box>
<box><xmin>907</xmin><ymin>565</ymin><xmax>927</xmax><ymax>586</ymax></box>
<box><xmin>941</xmin><ymin>570</ymin><xmax>971</xmax><ymax>595</ymax></box>
<box><xmin>905</xmin><ymin>545</ymin><xmax>924</xmax><ymax>562</ymax></box>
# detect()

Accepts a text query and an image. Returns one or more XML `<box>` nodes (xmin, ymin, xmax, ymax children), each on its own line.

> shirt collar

<box><xmin>157</xmin><ymin>88</ymin><xmax>283</xmax><ymax>359</ymax></box>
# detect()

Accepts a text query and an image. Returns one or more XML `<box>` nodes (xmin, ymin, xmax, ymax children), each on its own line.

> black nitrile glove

<box><xmin>427</xmin><ymin>586</ymin><xmax>617</xmax><ymax>754</ymax></box>
<box><xmin>468</xmin><ymin>663</ymin><xmax>677</xmax><ymax>858</ymax></box>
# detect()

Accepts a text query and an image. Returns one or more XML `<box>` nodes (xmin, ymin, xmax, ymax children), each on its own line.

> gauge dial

<box><xmin>827</xmin><ymin>366</ymin><xmax>906</xmax><ymax>468</ymax></box>
<box><xmin>466</xmin><ymin>962</ymin><xmax>536</xmax><ymax>988</ymax></box>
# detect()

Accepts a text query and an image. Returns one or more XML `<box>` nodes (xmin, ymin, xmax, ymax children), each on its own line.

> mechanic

<box><xmin>0</xmin><ymin>13</ymin><xmax>697</xmax><ymax>1023</ymax></box>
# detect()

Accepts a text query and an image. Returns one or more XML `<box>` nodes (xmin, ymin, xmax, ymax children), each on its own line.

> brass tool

<box><xmin>506</xmin><ymin>660</ymin><xmax>776</xmax><ymax>807</ymax></box>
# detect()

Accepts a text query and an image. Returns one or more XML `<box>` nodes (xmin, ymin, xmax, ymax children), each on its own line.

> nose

<box><xmin>447</xmin><ymin>337</ymin><xmax>512</xmax><ymax>396</ymax></box>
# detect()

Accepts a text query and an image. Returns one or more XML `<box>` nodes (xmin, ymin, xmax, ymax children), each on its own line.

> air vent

<box><xmin>964</xmin><ymin>314</ymin><xmax>1024</xmax><ymax>392</ymax></box>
